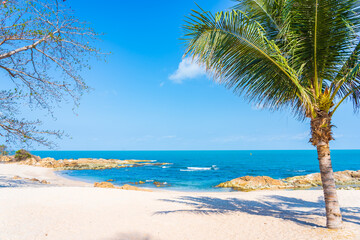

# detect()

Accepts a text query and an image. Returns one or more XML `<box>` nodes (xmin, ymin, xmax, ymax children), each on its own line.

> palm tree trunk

<box><xmin>310</xmin><ymin>111</ymin><xmax>342</xmax><ymax>229</ymax></box>
<box><xmin>316</xmin><ymin>142</ymin><xmax>342</xmax><ymax>229</ymax></box>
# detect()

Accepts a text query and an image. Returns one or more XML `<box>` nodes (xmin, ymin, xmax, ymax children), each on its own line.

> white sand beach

<box><xmin>0</xmin><ymin>163</ymin><xmax>359</xmax><ymax>240</ymax></box>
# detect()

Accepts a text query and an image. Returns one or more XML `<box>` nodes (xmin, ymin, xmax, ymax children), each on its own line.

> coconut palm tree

<box><xmin>182</xmin><ymin>0</ymin><xmax>360</xmax><ymax>229</ymax></box>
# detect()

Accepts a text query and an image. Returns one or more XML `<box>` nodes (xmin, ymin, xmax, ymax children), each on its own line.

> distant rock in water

<box><xmin>0</xmin><ymin>155</ymin><xmax>169</xmax><ymax>170</ymax></box>
<box><xmin>217</xmin><ymin>170</ymin><xmax>360</xmax><ymax>191</ymax></box>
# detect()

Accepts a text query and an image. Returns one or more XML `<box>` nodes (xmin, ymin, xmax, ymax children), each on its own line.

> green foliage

<box><xmin>14</xmin><ymin>149</ymin><xmax>32</xmax><ymax>161</ymax></box>
<box><xmin>183</xmin><ymin>0</ymin><xmax>360</xmax><ymax>119</ymax></box>
<box><xmin>0</xmin><ymin>145</ymin><xmax>8</xmax><ymax>156</ymax></box>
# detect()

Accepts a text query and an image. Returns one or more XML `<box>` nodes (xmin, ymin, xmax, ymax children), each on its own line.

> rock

<box><xmin>218</xmin><ymin>170</ymin><xmax>360</xmax><ymax>191</ymax></box>
<box><xmin>12</xmin><ymin>176</ymin><xmax>22</xmax><ymax>180</ymax></box>
<box><xmin>94</xmin><ymin>182</ymin><xmax>116</xmax><ymax>188</ymax></box>
<box><xmin>28</xmin><ymin>178</ymin><xmax>40</xmax><ymax>182</ymax></box>
<box><xmin>41</xmin><ymin>180</ymin><xmax>50</xmax><ymax>184</ymax></box>
<box><xmin>106</xmin><ymin>179</ymin><xmax>115</xmax><ymax>182</ymax></box>
<box><xmin>118</xmin><ymin>184</ymin><xmax>152</xmax><ymax>192</ymax></box>
<box><xmin>283</xmin><ymin>175</ymin><xmax>319</xmax><ymax>189</ymax></box>
<box><xmin>0</xmin><ymin>154</ymin><xmax>170</xmax><ymax>170</ymax></box>
<box><xmin>216</xmin><ymin>176</ymin><xmax>287</xmax><ymax>191</ymax></box>
<box><xmin>284</xmin><ymin>170</ymin><xmax>360</xmax><ymax>188</ymax></box>
<box><xmin>94</xmin><ymin>182</ymin><xmax>152</xmax><ymax>192</ymax></box>
<box><xmin>0</xmin><ymin>156</ymin><xmax>13</xmax><ymax>162</ymax></box>
<box><xmin>153</xmin><ymin>181</ymin><xmax>170</xmax><ymax>187</ymax></box>
<box><xmin>138</xmin><ymin>181</ymin><xmax>145</xmax><ymax>184</ymax></box>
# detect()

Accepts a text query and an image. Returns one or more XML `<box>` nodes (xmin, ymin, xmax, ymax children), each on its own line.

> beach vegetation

<box><xmin>0</xmin><ymin>144</ymin><xmax>8</xmax><ymax>156</ymax></box>
<box><xmin>14</xmin><ymin>149</ymin><xmax>32</xmax><ymax>161</ymax></box>
<box><xmin>182</xmin><ymin>0</ymin><xmax>360</xmax><ymax>229</ymax></box>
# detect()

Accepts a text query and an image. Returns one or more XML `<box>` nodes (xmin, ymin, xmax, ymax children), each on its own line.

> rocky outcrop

<box><xmin>217</xmin><ymin>170</ymin><xmax>360</xmax><ymax>191</ymax></box>
<box><xmin>216</xmin><ymin>176</ymin><xmax>288</xmax><ymax>191</ymax></box>
<box><xmin>94</xmin><ymin>182</ymin><xmax>116</xmax><ymax>188</ymax></box>
<box><xmin>0</xmin><ymin>156</ymin><xmax>14</xmax><ymax>162</ymax></box>
<box><xmin>284</xmin><ymin>170</ymin><xmax>360</xmax><ymax>188</ymax></box>
<box><xmin>153</xmin><ymin>181</ymin><xmax>170</xmax><ymax>187</ymax></box>
<box><xmin>40</xmin><ymin>180</ymin><xmax>50</xmax><ymax>184</ymax></box>
<box><xmin>0</xmin><ymin>155</ymin><xmax>169</xmax><ymax>170</ymax></box>
<box><xmin>11</xmin><ymin>175</ymin><xmax>51</xmax><ymax>185</ymax></box>
<box><xmin>94</xmin><ymin>182</ymin><xmax>152</xmax><ymax>192</ymax></box>
<box><xmin>119</xmin><ymin>184</ymin><xmax>152</xmax><ymax>192</ymax></box>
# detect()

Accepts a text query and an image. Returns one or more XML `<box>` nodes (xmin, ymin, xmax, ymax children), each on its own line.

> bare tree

<box><xmin>0</xmin><ymin>0</ymin><xmax>102</xmax><ymax>147</ymax></box>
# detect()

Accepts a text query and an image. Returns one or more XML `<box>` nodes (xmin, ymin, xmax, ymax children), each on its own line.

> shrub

<box><xmin>0</xmin><ymin>145</ymin><xmax>8</xmax><ymax>156</ymax></box>
<box><xmin>14</xmin><ymin>149</ymin><xmax>32</xmax><ymax>161</ymax></box>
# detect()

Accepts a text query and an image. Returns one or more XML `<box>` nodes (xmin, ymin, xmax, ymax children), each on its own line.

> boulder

<box><xmin>119</xmin><ymin>184</ymin><xmax>152</xmax><ymax>192</ymax></box>
<box><xmin>0</xmin><ymin>154</ymin><xmax>170</xmax><ymax>170</ymax></box>
<box><xmin>94</xmin><ymin>182</ymin><xmax>116</xmax><ymax>188</ymax></box>
<box><xmin>12</xmin><ymin>176</ymin><xmax>22</xmax><ymax>180</ymax></box>
<box><xmin>0</xmin><ymin>156</ymin><xmax>13</xmax><ymax>162</ymax></box>
<box><xmin>28</xmin><ymin>178</ymin><xmax>40</xmax><ymax>182</ymax></box>
<box><xmin>218</xmin><ymin>170</ymin><xmax>360</xmax><ymax>191</ymax></box>
<box><xmin>94</xmin><ymin>182</ymin><xmax>152</xmax><ymax>192</ymax></box>
<box><xmin>153</xmin><ymin>181</ymin><xmax>169</xmax><ymax>187</ymax></box>
<box><xmin>284</xmin><ymin>170</ymin><xmax>360</xmax><ymax>188</ymax></box>
<box><xmin>216</xmin><ymin>176</ymin><xmax>287</xmax><ymax>191</ymax></box>
<box><xmin>41</xmin><ymin>180</ymin><xmax>50</xmax><ymax>184</ymax></box>
<box><xmin>283</xmin><ymin>175</ymin><xmax>320</xmax><ymax>188</ymax></box>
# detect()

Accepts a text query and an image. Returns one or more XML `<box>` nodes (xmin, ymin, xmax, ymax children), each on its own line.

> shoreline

<box><xmin>0</xmin><ymin>163</ymin><xmax>360</xmax><ymax>239</ymax></box>
<box><xmin>0</xmin><ymin>163</ymin><xmax>92</xmax><ymax>187</ymax></box>
<box><xmin>2</xmin><ymin>162</ymin><xmax>360</xmax><ymax>192</ymax></box>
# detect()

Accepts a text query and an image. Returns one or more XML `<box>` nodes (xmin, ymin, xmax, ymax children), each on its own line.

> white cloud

<box><xmin>169</xmin><ymin>57</ymin><xmax>207</xmax><ymax>83</ymax></box>
<box><xmin>251</xmin><ymin>103</ymin><xmax>267</xmax><ymax>111</ymax></box>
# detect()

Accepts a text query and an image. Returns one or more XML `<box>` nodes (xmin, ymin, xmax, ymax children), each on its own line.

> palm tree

<box><xmin>182</xmin><ymin>0</ymin><xmax>360</xmax><ymax>229</ymax></box>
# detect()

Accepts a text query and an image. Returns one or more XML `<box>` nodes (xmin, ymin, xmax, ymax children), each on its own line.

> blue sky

<box><xmin>7</xmin><ymin>0</ymin><xmax>360</xmax><ymax>150</ymax></box>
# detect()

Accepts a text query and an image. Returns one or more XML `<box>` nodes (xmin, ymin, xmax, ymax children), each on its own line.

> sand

<box><xmin>0</xmin><ymin>164</ymin><xmax>359</xmax><ymax>240</ymax></box>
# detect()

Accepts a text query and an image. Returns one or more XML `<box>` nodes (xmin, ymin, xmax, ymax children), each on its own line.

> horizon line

<box><xmin>30</xmin><ymin>149</ymin><xmax>360</xmax><ymax>151</ymax></box>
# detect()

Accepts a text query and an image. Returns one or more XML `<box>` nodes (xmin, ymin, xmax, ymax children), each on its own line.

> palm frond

<box><xmin>285</xmin><ymin>0</ymin><xmax>360</xmax><ymax>96</ymax></box>
<box><xmin>183</xmin><ymin>9</ymin><xmax>311</xmax><ymax>115</ymax></box>
<box><xmin>331</xmin><ymin>42</ymin><xmax>360</xmax><ymax>112</ymax></box>
<box><xmin>183</xmin><ymin>0</ymin><xmax>360</xmax><ymax>118</ymax></box>
<box><xmin>232</xmin><ymin>0</ymin><xmax>286</xmax><ymax>40</ymax></box>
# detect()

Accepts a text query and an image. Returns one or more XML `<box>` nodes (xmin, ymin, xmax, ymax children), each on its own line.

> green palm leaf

<box><xmin>184</xmin><ymin>9</ymin><xmax>311</xmax><ymax>114</ymax></box>
<box><xmin>182</xmin><ymin>0</ymin><xmax>360</xmax><ymax>229</ymax></box>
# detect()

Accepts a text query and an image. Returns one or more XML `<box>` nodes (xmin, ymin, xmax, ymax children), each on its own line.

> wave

<box><xmin>188</xmin><ymin>167</ymin><xmax>212</xmax><ymax>171</ymax></box>
<box><xmin>180</xmin><ymin>165</ymin><xmax>219</xmax><ymax>172</ymax></box>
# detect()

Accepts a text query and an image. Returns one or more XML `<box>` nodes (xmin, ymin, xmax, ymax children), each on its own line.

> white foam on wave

<box><xmin>188</xmin><ymin>167</ymin><xmax>212</xmax><ymax>171</ymax></box>
<box><xmin>180</xmin><ymin>166</ymin><xmax>219</xmax><ymax>172</ymax></box>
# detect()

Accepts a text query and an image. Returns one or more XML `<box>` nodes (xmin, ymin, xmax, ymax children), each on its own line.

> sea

<box><xmin>32</xmin><ymin>150</ymin><xmax>360</xmax><ymax>191</ymax></box>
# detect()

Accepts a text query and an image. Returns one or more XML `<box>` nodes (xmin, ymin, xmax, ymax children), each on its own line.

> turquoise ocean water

<box><xmin>32</xmin><ymin>150</ymin><xmax>360</xmax><ymax>191</ymax></box>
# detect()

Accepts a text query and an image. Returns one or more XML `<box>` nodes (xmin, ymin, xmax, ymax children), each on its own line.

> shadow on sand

<box><xmin>154</xmin><ymin>194</ymin><xmax>360</xmax><ymax>228</ymax></box>
<box><xmin>107</xmin><ymin>232</ymin><xmax>157</xmax><ymax>240</ymax></box>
